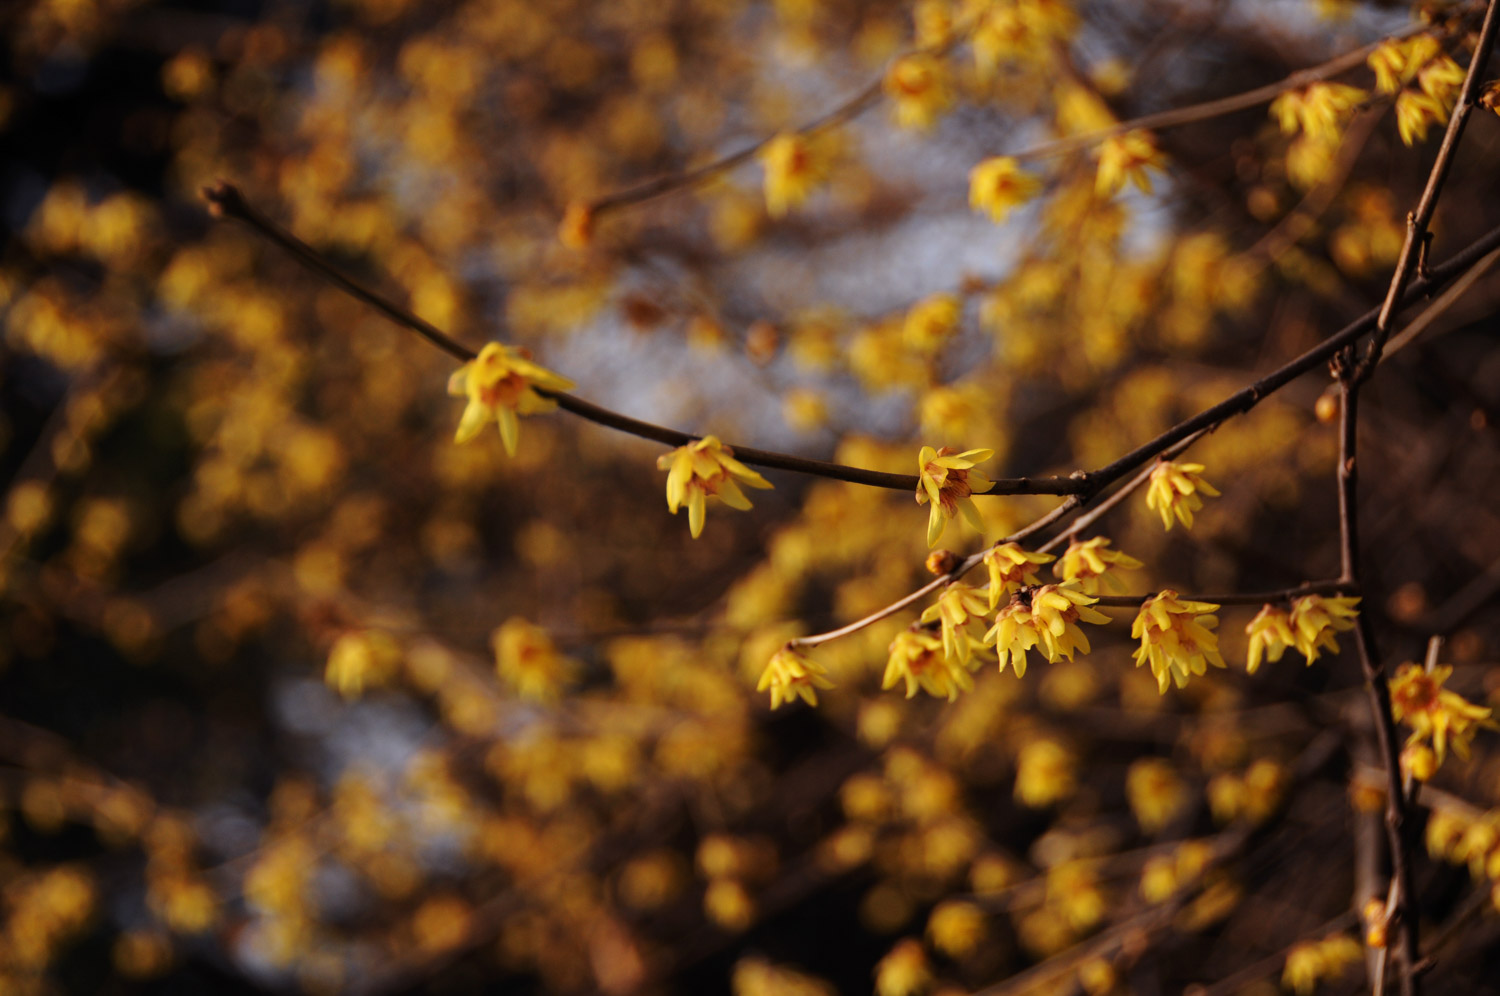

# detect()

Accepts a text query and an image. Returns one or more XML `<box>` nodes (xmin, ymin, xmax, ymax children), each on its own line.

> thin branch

<box><xmin>788</xmin><ymin>497</ymin><xmax>1080</xmax><ymax>649</ymax></box>
<box><xmin>1335</xmin><ymin>363</ymin><xmax>1422</xmax><ymax>996</ymax></box>
<box><xmin>1356</xmin><ymin>0</ymin><xmax>1500</xmax><ymax>381</ymax></box>
<box><xmin>1091</xmin><ymin>579</ymin><xmax>1351</xmax><ymax>608</ymax></box>
<box><xmin>1010</xmin><ymin>23</ymin><xmax>1429</xmax><ymax>165</ymax></box>
<box><xmin>201</xmin><ymin>181</ymin><xmax>1083</xmax><ymax>497</ymax></box>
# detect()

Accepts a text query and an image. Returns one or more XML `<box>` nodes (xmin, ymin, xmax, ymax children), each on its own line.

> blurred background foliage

<box><xmin>2</xmin><ymin>0</ymin><xmax>1500</xmax><ymax>993</ymax></box>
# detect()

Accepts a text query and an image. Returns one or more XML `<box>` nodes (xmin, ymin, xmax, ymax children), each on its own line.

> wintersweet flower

<box><xmin>986</xmin><ymin>598</ymin><xmax>1041</xmax><ymax>677</ymax></box>
<box><xmin>1368</xmin><ymin>35</ymin><xmax>1442</xmax><ymax>94</ymax></box>
<box><xmin>985</xmin><ymin>583</ymin><xmax>1106</xmax><ymax>675</ymax></box>
<box><xmin>968</xmin><ymin>157</ymin><xmax>1042</xmax><ymax>224</ymax></box>
<box><xmin>1053</xmin><ymin>536</ymin><xmax>1141</xmax><ymax>595</ymax></box>
<box><xmin>760</xmin><ymin>132</ymin><xmax>833</xmax><ymax>218</ymax></box>
<box><xmin>1029</xmin><ymin>583</ymin><xmax>1109</xmax><ymax>661</ymax></box>
<box><xmin>1244</xmin><ymin>604</ymin><xmax>1296</xmax><ymax>674</ymax></box>
<box><xmin>984</xmin><ymin>542</ymin><xmax>1055</xmax><ymax>609</ymax></box>
<box><xmin>757</xmin><ymin>645</ymin><xmax>835</xmax><ymax>709</ymax></box>
<box><xmin>1094</xmin><ymin>130</ymin><xmax>1165</xmax><ymax>196</ymax></box>
<box><xmin>920</xmin><ymin>582</ymin><xmax>991</xmax><ymax>665</ymax></box>
<box><xmin>1145</xmin><ymin>460</ymin><xmax>1219</xmax><ymax>530</ymax></box>
<box><xmin>902</xmin><ymin>293</ymin><xmax>961</xmax><ymax>352</ymax></box>
<box><xmin>1389</xmin><ymin>663</ymin><xmax>1493</xmax><ymax>766</ymax></box>
<box><xmin>1269</xmin><ymin>83</ymin><xmax>1366</xmax><ymax>142</ymax></box>
<box><xmin>1287</xmin><ymin>594</ymin><xmax>1359</xmax><ymax>663</ymax></box>
<box><xmin>884</xmin><ymin>54</ymin><xmax>952</xmax><ymax>130</ymax></box>
<box><xmin>1395</xmin><ymin>89</ymin><xmax>1447</xmax><ymax>145</ymax></box>
<box><xmin>916</xmin><ymin>445</ymin><xmax>994</xmax><ymax>548</ymax></box>
<box><xmin>1132</xmin><ymin>591</ymin><xmax>1225</xmax><ymax>693</ymax></box>
<box><xmin>1417</xmin><ymin>55</ymin><xmax>1465</xmax><ymax>101</ymax></box>
<box><xmin>492</xmin><ymin>617</ymin><xmax>575</xmax><ymax>701</ymax></box>
<box><xmin>657</xmin><ymin>435</ymin><xmax>773</xmax><ymax>538</ymax></box>
<box><xmin>448</xmin><ymin>343</ymin><xmax>576</xmax><ymax>455</ymax></box>
<box><xmin>883</xmin><ymin>628</ymin><xmax>977</xmax><ymax>701</ymax></box>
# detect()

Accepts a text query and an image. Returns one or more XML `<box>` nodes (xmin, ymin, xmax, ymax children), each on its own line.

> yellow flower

<box><xmin>902</xmin><ymin>293</ymin><xmax>961</xmax><ymax>352</ymax></box>
<box><xmin>1014</xmin><ymin>737</ymin><xmax>1076</xmax><ymax>807</ymax></box>
<box><xmin>915</xmin><ymin>445</ymin><xmax>993</xmax><ymax>548</ymax></box>
<box><xmin>1145</xmin><ymin>459</ymin><xmax>1219</xmax><ymax>531</ymax></box>
<box><xmin>985</xmin><ymin>583</ymin><xmax>1106</xmax><ymax>675</ymax></box>
<box><xmin>1053</xmin><ymin>536</ymin><xmax>1141</xmax><ymax>595</ymax></box>
<box><xmin>984</xmin><ymin>542</ymin><xmax>1055</xmax><ymax>609</ymax></box>
<box><xmin>1029</xmin><ymin>582</ymin><xmax>1109</xmax><ymax>660</ymax></box>
<box><xmin>1395</xmin><ymin>89</ymin><xmax>1447</xmax><ymax>145</ymax></box>
<box><xmin>1269</xmin><ymin>83</ymin><xmax>1366</xmax><ymax>142</ymax></box>
<box><xmin>884</xmin><ymin>54</ymin><xmax>952</xmax><ymax>130</ymax></box>
<box><xmin>883</xmin><ymin>628</ymin><xmax>977</xmax><ymax>701</ymax></box>
<box><xmin>1287</xmin><ymin>594</ymin><xmax>1359</xmax><ymax>663</ymax></box>
<box><xmin>492</xmin><ymin>618</ymin><xmax>575</xmax><ymax>701</ymax></box>
<box><xmin>1131</xmin><ymin>590</ymin><xmax>1224</xmax><ymax>694</ymax></box>
<box><xmin>986</xmin><ymin>598</ymin><xmax>1041</xmax><ymax>677</ymax></box>
<box><xmin>325</xmin><ymin>630</ymin><xmax>401</xmax><ymax>699</ymax></box>
<box><xmin>1094</xmin><ymin>130</ymin><xmax>1165</xmax><ymax>196</ymax></box>
<box><xmin>968</xmin><ymin>156</ymin><xmax>1042</xmax><ymax>224</ymax></box>
<box><xmin>1368</xmin><ymin>35</ymin><xmax>1442</xmax><ymax>94</ymax></box>
<box><xmin>757</xmin><ymin>645</ymin><xmax>835</xmax><ymax>709</ymax></box>
<box><xmin>448</xmin><ymin>342</ymin><xmax>575</xmax><ymax>455</ymax></box>
<box><xmin>874</xmin><ymin>939</ymin><xmax>931</xmax><ymax>996</ymax></box>
<box><xmin>927</xmin><ymin>900</ymin><xmax>985</xmax><ymax>958</ymax></box>
<box><xmin>1389</xmin><ymin>663</ymin><xmax>1493</xmax><ymax>766</ymax></box>
<box><xmin>760</xmin><ymin>132</ymin><xmax>834</xmax><ymax>218</ymax></box>
<box><xmin>920</xmin><ymin>582</ymin><xmax>991</xmax><ymax>664</ymax></box>
<box><xmin>1127</xmin><ymin>758</ymin><xmax>1187</xmax><ymax>834</ymax></box>
<box><xmin>1244</xmin><ymin>604</ymin><xmax>1296</xmax><ymax>674</ymax></box>
<box><xmin>1282</xmin><ymin>935</ymin><xmax>1363</xmax><ymax>996</ymax></box>
<box><xmin>1418</xmin><ymin>55</ymin><xmax>1465</xmax><ymax>101</ymax></box>
<box><xmin>657</xmin><ymin>435</ymin><xmax>773</xmax><ymax>538</ymax></box>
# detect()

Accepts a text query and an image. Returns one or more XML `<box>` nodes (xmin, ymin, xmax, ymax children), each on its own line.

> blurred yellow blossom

<box><xmin>760</xmin><ymin>132</ymin><xmax>834</xmax><ymax>218</ymax></box>
<box><xmin>1127</xmin><ymin>758</ymin><xmax>1187</xmax><ymax>834</ymax></box>
<box><xmin>1015</xmin><ymin>737</ymin><xmax>1076</xmax><ymax>807</ymax></box>
<box><xmin>916</xmin><ymin>445</ymin><xmax>993</xmax><ymax>547</ymax></box>
<box><xmin>1389</xmin><ymin>663</ymin><xmax>1493</xmax><ymax>766</ymax></box>
<box><xmin>926</xmin><ymin>900</ymin><xmax>985</xmax><ymax>958</ymax></box>
<box><xmin>874</xmin><ymin>938</ymin><xmax>931</xmax><ymax>996</ymax></box>
<box><xmin>1053</xmin><ymin>536</ymin><xmax>1141</xmax><ymax>595</ymax></box>
<box><xmin>1396</xmin><ymin>89</ymin><xmax>1447</xmax><ymax>145</ymax></box>
<box><xmin>757</xmin><ymin>645</ymin><xmax>834</xmax><ymax>709</ymax></box>
<box><xmin>884</xmin><ymin>627</ymin><xmax>977</xmax><ymax>701</ymax></box>
<box><xmin>984</xmin><ymin>542</ymin><xmax>1055</xmax><ymax>608</ymax></box>
<box><xmin>1094</xmin><ymin>130</ymin><xmax>1165</xmax><ymax>196</ymax></box>
<box><xmin>1132</xmin><ymin>591</ymin><xmax>1224</xmax><ymax>693</ymax></box>
<box><xmin>903</xmin><ymin>293</ymin><xmax>961</xmax><ymax>352</ymax></box>
<box><xmin>968</xmin><ymin>157</ymin><xmax>1042</xmax><ymax>224</ymax></box>
<box><xmin>324</xmin><ymin>630</ymin><xmax>401</xmax><ymax>699</ymax></box>
<box><xmin>1368</xmin><ymin>35</ymin><xmax>1441</xmax><ymax>94</ymax></box>
<box><xmin>448</xmin><ymin>343</ymin><xmax>575</xmax><ymax>455</ymax></box>
<box><xmin>884</xmin><ymin>54</ymin><xmax>952</xmax><ymax>130</ymax></box>
<box><xmin>492</xmin><ymin>618</ymin><xmax>575</xmax><ymax>701</ymax></box>
<box><xmin>1244</xmin><ymin>604</ymin><xmax>1296</xmax><ymax>674</ymax></box>
<box><xmin>1269</xmin><ymin>83</ymin><xmax>1365</xmax><ymax>142</ymax></box>
<box><xmin>1287</xmin><ymin>594</ymin><xmax>1359</xmax><ymax>663</ymax></box>
<box><xmin>657</xmin><ymin>435</ymin><xmax>773</xmax><ymax>538</ymax></box>
<box><xmin>1282</xmin><ymin>934</ymin><xmax>1363</xmax><ymax>996</ymax></box>
<box><xmin>1145</xmin><ymin>459</ymin><xmax>1219</xmax><ymax>530</ymax></box>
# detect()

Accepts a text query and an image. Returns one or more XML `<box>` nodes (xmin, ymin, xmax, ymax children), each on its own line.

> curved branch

<box><xmin>202</xmin><ymin>182</ymin><xmax>1083</xmax><ymax>497</ymax></box>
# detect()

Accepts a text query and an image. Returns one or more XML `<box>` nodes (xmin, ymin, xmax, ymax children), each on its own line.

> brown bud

<box><xmin>926</xmin><ymin>550</ymin><xmax>960</xmax><ymax>575</ymax></box>
<box><xmin>559</xmin><ymin>201</ymin><xmax>594</xmax><ymax>250</ymax></box>
<box><xmin>745</xmin><ymin>321</ymin><xmax>779</xmax><ymax>365</ymax></box>
<box><xmin>1314</xmin><ymin>388</ymin><xmax>1339</xmax><ymax>424</ymax></box>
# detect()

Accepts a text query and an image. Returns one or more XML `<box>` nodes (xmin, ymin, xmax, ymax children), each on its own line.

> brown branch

<box><xmin>1334</xmin><ymin>363</ymin><xmax>1422</xmax><ymax>996</ymax></box>
<box><xmin>1010</xmin><ymin>23</ymin><xmax>1430</xmax><ymax>165</ymax></box>
<box><xmin>201</xmin><ymin>181</ymin><xmax>1083</xmax><ymax>497</ymax></box>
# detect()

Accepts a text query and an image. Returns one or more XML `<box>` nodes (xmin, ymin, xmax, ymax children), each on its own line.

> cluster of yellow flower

<box><xmin>1243</xmin><ymin>594</ymin><xmax>1361</xmax><ymax>673</ymax></box>
<box><xmin>1282</xmin><ymin>933</ymin><xmax>1364</xmax><ymax>996</ymax></box>
<box><xmin>1427</xmin><ymin>802</ymin><xmax>1500</xmax><ymax>914</ymax></box>
<box><xmin>1389</xmin><ymin>662</ymin><xmax>1493</xmax><ymax>780</ymax></box>
<box><xmin>1368</xmin><ymin>35</ymin><xmax>1467</xmax><ymax>145</ymax></box>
